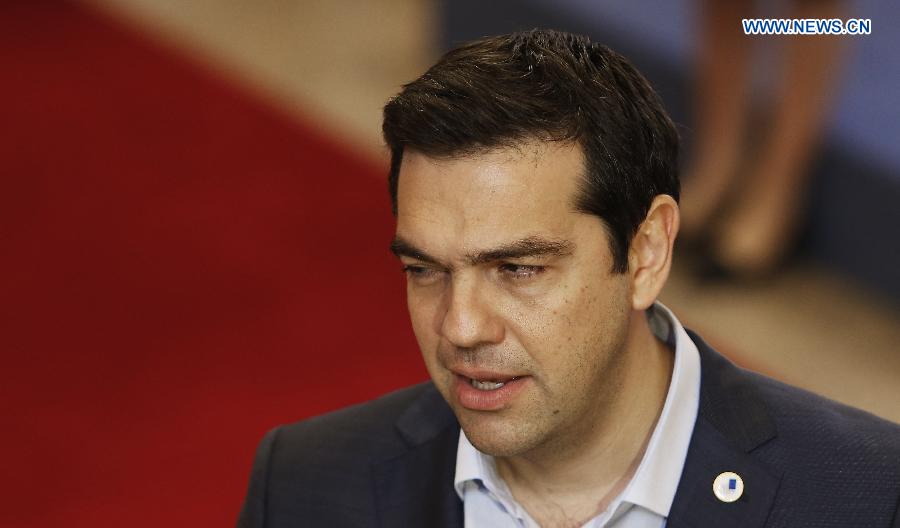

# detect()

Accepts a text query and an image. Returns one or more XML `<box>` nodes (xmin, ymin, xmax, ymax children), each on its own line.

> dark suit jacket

<box><xmin>238</xmin><ymin>331</ymin><xmax>900</xmax><ymax>527</ymax></box>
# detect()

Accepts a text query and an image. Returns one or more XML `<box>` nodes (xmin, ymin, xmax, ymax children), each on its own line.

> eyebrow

<box><xmin>390</xmin><ymin>235</ymin><xmax>574</xmax><ymax>267</ymax></box>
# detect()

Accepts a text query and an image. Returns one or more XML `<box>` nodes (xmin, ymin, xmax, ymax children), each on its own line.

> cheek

<box><xmin>407</xmin><ymin>288</ymin><xmax>441</xmax><ymax>356</ymax></box>
<box><xmin>514</xmin><ymin>275</ymin><xmax>629</xmax><ymax>376</ymax></box>
<box><xmin>500</xmin><ymin>293</ymin><xmax>576</xmax><ymax>380</ymax></box>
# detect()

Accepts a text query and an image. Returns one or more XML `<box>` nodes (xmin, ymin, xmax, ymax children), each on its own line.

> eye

<box><xmin>402</xmin><ymin>264</ymin><xmax>444</xmax><ymax>285</ymax></box>
<box><xmin>498</xmin><ymin>263</ymin><xmax>545</xmax><ymax>280</ymax></box>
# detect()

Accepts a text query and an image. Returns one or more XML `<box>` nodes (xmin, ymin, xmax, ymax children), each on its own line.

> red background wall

<box><xmin>0</xmin><ymin>2</ymin><xmax>427</xmax><ymax>525</ymax></box>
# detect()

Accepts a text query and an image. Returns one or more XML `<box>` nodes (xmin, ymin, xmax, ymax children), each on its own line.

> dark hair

<box><xmin>382</xmin><ymin>29</ymin><xmax>679</xmax><ymax>273</ymax></box>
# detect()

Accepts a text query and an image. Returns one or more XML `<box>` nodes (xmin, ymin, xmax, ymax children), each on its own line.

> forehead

<box><xmin>395</xmin><ymin>141</ymin><xmax>586</xmax><ymax>256</ymax></box>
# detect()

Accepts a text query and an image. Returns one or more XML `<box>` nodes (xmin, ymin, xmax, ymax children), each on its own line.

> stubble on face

<box><xmin>457</xmin><ymin>276</ymin><xmax>633</xmax><ymax>462</ymax></box>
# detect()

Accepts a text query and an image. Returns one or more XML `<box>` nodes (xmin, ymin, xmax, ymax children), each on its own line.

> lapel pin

<box><xmin>713</xmin><ymin>471</ymin><xmax>744</xmax><ymax>503</ymax></box>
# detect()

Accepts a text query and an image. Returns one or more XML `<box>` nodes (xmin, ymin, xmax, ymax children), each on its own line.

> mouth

<box><xmin>451</xmin><ymin>371</ymin><xmax>530</xmax><ymax>411</ymax></box>
<box><xmin>467</xmin><ymin>376</ymin><xmax>520</xmax><ymax>391</ymax></box>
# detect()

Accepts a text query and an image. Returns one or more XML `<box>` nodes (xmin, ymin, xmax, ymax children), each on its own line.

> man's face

<box><xmin>393</xmin><ymin>141</ymin><xmax>635</xmax><ymax>458</ymax></box>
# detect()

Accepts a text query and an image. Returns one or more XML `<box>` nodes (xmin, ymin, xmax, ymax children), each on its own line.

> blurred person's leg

<box><xmin>711</xmin><ymin>0</ymin><xmax>845</xmax><ymax>276</ymax></box>
<box><xmin>680</xmin><ymin>0</ymin><xmax>754</xmax><ymax>239</ymax></box>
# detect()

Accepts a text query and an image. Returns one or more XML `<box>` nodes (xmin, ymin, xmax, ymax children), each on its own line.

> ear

<box><xmin>628</xmin><ymin>195</ymin><xmax>680</xmax><ymax>310</ymax></box>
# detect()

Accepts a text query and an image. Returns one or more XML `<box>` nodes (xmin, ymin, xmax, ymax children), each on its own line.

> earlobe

<box><xmin>629</xmin><ymin>195</ymin><xmax>680</xmax><ymax>310</ymax></box>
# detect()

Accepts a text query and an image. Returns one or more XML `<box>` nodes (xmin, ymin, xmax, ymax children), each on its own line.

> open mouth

<box><xmin>454</xmin><ymin>373</ymin><xmax>529</xmax><ymax>410</ymax></box>
<box><xmin>467</xmin><ymin>376</ymin><xmax>520</xmax><ymax>391</ymax></box>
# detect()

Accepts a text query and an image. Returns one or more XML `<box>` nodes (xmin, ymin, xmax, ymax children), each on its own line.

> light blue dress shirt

<box><xmin>453</xmin><ymin>302</ymin><xmax>701</xmax><ymax>527</ymax></box>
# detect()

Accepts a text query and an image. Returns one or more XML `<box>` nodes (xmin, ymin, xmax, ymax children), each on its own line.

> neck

<box><xmin>495</xmin><ymin>309</ymin><xmax>674</xmax><ymax>523</ymax></box>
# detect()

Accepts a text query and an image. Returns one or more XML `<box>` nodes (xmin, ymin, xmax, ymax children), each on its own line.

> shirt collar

<box><xmin>455</xmin><ymin>430</ymin><xmax>524</xmax><ymax>516</ymax></box>
<box><xmin>618</xmin><ymin>301</ymin><xmax>701</xmax><ymax>517</ymax></box>
<box><xmin>453</xmin><ymin>301</ymin><xmax>701</xmax><ymax>519</ymax></box>
<box><xmin>454</xmin><ymin>431</ymin><xmax>488</xmax><ymax>500</ymax></box>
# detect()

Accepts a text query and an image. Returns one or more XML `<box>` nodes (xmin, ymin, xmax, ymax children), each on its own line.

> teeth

<box><xmin>471</xmin><ymin>378</ymin><xmax>505</xmax><ymax>390</ymax></box>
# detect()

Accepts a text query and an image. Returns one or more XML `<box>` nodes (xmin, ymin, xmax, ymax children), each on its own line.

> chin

<box><xmin>459</xmin><ymin>414</ymin><xmax>540</xmax><ymax>458</ymax></box>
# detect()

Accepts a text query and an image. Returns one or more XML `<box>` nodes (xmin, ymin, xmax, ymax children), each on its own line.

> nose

<box><xmin>438</xmin><ymin>275</ymin><xmax>505</xmax><ymax>349</ymax></box>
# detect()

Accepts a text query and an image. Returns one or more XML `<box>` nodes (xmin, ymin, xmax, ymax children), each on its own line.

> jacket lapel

<box><xmin>372</xmin><ymin>384</ymin><xmax>463</xmax><ymax>528</ymax></box>
<box><xmin>667</xmin><ymin>331</ymin><xmax>783</xmax><ymax>528</ymax></box>
<box><xmin>667</xmin><ymin>419</ymin><xmax>781</xmax><ymax>528</ymax></box>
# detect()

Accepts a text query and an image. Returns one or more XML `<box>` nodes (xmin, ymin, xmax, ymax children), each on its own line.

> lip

<box><xmin>451</xmin><ymin>370</ymin><xmax>530</xmax><ymax>411</ymax></box>
<box><xmin>450</xmin><ymin>367</ymin><xmax>525</xmax><ymax>383</ymax></box>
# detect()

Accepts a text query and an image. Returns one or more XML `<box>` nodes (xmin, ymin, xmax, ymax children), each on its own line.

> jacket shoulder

<box><xmin>275</xmin><ymin>381</ymin><xmax>440</xmax><ymax>464</ymax></box>
<box><xmin>750</xmin><ymin>371</ymin><xmax>900</xmax><ymax>525</ymax></box>
<box><xmin>238</xmin><ymin>382</ymin><xmax>453</xmax><ymax>528</ymax></box>
<box><xmin>749</xmin><ymin>368</ymin><xmax>900</xmax><ymax>459</ymax></box>
<box><xmin>691</xmin><ymin>329</ymin><xmax>900</xmax><ymax>457</ymax></box>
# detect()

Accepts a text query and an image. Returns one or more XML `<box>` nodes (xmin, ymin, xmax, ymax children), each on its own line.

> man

<box><xmin>238</xmin><ymin>30</ymin><xmax>900</xmax><ymax>527</ymax></box>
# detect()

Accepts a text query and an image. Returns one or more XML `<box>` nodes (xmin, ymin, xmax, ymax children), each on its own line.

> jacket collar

<box><xmin>372</xmin><ymin>384</ymin><xmax>463</xmax><ymax>527</ymax></box>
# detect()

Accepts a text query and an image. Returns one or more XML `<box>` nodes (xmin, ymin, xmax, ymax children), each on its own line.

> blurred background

<box><xmin>2</xmin><ymin>1</ymin><xmax>897</xmax><ymax>526</ymax></box>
